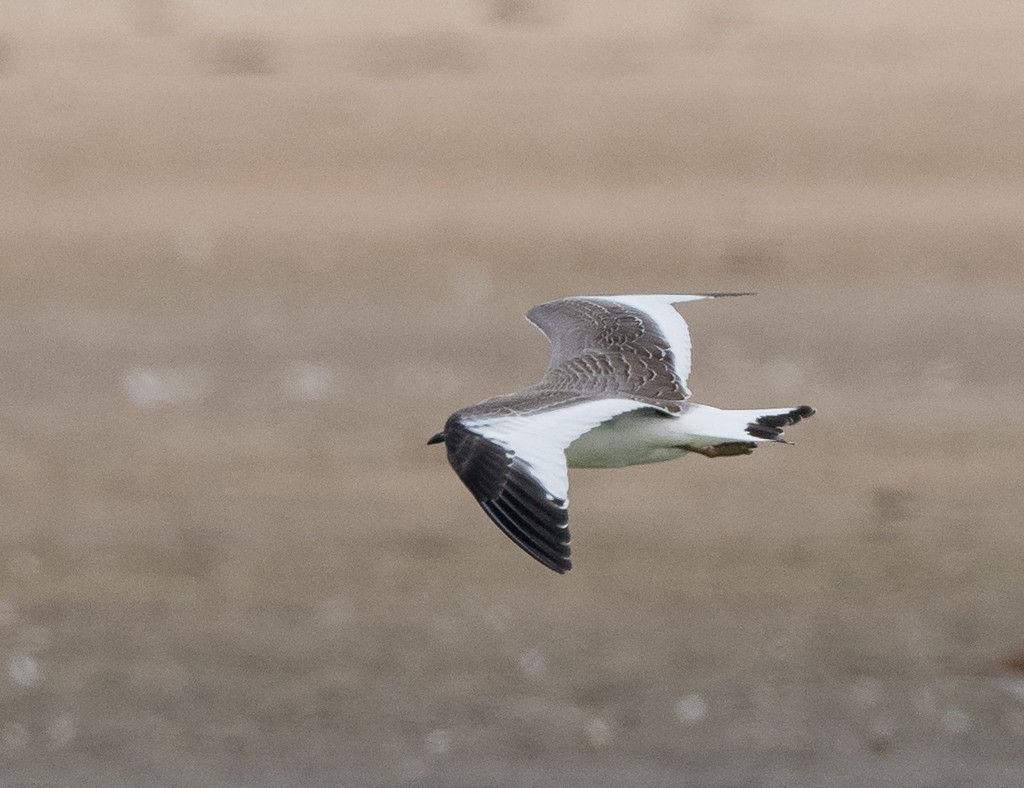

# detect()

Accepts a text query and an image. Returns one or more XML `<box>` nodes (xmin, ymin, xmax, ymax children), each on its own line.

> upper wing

<box><xmin>445</xmin><ymin>398</ymin><xmax>650</xmax><ymax>573</ymax></box>
<box><xmin>526</xmin><ymin>294</ymin><xmax>749</xmax><ymax>406</ymax></box>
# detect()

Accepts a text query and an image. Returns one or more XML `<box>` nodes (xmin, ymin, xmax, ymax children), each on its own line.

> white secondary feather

<box><xmin>461</xmin><ymin>398</ymin><xmax>648</xmax><ymax>503</ymax></box>
<box><xmin>586</xmin><ymin>294</ymin><xmax>714</xmax><ymax>397</ymax></box>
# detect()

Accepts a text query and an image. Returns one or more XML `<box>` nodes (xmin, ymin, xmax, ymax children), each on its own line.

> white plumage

<box><xmin>429</xmin><ymin>294</ymin><xmax>815</xmax><ymax>573</ymax></box>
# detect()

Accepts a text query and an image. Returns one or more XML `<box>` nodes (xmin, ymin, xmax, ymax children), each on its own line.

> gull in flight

<box><xmin>428</xmin><ymin>294</ymin><xmax>815</xmax><ymax>573</ymax></box>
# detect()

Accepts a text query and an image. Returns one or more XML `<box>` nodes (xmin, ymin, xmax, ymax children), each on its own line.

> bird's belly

<box><xmin>564</xmin><ymin>413</ymin><xmax>688</xmax><ymax>469</ymax></box>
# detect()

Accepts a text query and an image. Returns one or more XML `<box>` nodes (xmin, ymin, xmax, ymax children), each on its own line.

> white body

<box><xmin>564</xmin><ymin>403</ymin><xmax>803</xmax><ymax>469</ymax></box>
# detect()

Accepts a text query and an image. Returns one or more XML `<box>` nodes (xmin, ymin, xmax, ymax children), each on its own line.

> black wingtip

<box><xmin>540</xmin><ymin>555</ymin><xmax>571</xmax><ymax>574</ymax></box>
<box><xmin>530</xmin><ymin>556</ymin><xmax>571</xmax><ymax>574</ymax></box>
<box><xmin>550</xmin><ymin>552</ymin><xmax>572</xmax><ymax>574</ymax></box>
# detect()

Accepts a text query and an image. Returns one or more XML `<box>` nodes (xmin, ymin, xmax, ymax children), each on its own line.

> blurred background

<box><xmin>2</xmin><ymin>1</ymin><xmax>1024</xmax><ymax>785</ymax></box>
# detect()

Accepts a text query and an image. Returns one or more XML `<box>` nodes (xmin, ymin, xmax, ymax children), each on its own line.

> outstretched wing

<box><xmin>445</xmin><ymin>398</ymin><xmax>650</xmax><ymax>573</ymax></box>
<box><xmin>526</xmin><ymin>294</ymin><xmax>749</xmax><ymax>407</ymax></box>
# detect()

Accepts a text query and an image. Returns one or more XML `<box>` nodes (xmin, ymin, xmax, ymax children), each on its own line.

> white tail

<box><xmin>675</xmin><ymin>404</ymin><xmax>816</xmax><ymax>448</ymax></box>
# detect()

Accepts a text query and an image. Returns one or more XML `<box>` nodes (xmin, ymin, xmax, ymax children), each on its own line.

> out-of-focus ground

<box><xmin>1</xmin><ymin>1</ymin><xmax>1024</xmax><ymax>785</ymax></box>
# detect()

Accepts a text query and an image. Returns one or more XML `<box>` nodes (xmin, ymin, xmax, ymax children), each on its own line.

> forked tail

<box><xmin>745</xmin><ymin>405</ymin><xmax>816</xmax><ymax>441</ymax></box>
<box><xmin>677</xmin><ymin>404</ymin><xmax>816</xmax><ymax>447</ymax></box>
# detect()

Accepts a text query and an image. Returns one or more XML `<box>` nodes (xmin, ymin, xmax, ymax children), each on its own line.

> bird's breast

<box><xmin>564</xmin><ymin>411</ymin><xmax>689</xmax><ymax>469</ymax></box>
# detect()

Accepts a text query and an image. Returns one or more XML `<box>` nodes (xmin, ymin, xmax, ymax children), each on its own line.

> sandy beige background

<box><xmin>1</xmin><ymin>2</ymin><xmax>1024</xmax><ymax>786</ymax></box>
